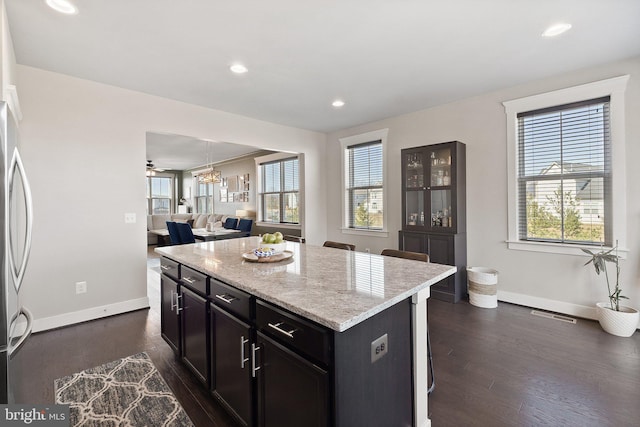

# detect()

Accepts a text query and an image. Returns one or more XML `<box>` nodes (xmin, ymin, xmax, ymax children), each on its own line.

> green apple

<box><xmin>262</xmin><ymin>233</ymin><xmax>271</xmax><ymax>243</ymax></box>
<box><xmin>274</xmin><ymin>237</ymin><xmax>283</xmax><ymax>243</ymax></box>
<box><xmin>274</xmin><ymin>231</ymin><xmax>283</xmax><ymax>240</ymax></box>
<box><xmin>266</xmin><ymin>234</ymin><xmax>277</xmax><ymax>243</ymax></box>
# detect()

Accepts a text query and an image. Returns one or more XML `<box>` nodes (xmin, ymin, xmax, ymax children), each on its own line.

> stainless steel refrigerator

<box><xmin>0</xmin><ymin>100</ymin><xmax>33</xmax><ymax>404</ymax></box>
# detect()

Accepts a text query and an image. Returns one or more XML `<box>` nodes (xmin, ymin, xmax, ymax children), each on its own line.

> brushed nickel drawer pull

<box><xmin>160</xmin><ymin>264</ymin><xmax>171</xmax><ymax>271</ymax></box>
<box><xmin>182</xmin><ymin>276</ymin><xmax>196</xmax><ymax>284</ymax></box>
<box><xmin>241</xmin><ymin>336</ymin><xmax>249</xmax><ymax>368</ymax></box>
<box><xmin>215</xmin><ymin>294</ymin><xmax>237</xmax><ymax>304</ymax></box>
<box><xmin>175</xmin><ymin>293</ymin><xmax>183</xmax><ymax>313</ymax></box>
<box><xmin>170</xmin><ymin>290</ymin><xmax>176</xmax><ymax>311</ymax></box>
<box><xmin>268</xmin><ymin>322</ymin><xmax>297</xmax><ymax>338</ymax></box>
<box><xmin>251</xmin><ymin>343</ymin><xmax>261</xmax><ymax>378</ymax></box>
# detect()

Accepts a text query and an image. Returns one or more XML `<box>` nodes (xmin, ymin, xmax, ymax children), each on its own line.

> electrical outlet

<box><xmin>124</xmin><ymin>213</ymin><xmax>136</xmax><ymax>224</ymax></box>
<box><xmin>371</xmin><ymin>333</ymin><xmax>388</xmax><ymax>363</ymax></box>
<box><xmin>75</xmin><ymin>281</ymin><xmax>87</xmax><ymax>294</ymax></box>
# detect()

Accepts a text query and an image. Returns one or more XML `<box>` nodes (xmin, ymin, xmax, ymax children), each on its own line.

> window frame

<box><xmin>256</xmin><ymin>154</ymin><xmax>303</xmax><ymax>226</ymax></box>
<box><xmin>194</xmin><ymin>180</ymin><xmax>214</xmax><ymax>214</ymax></box>
<box><xmin>503</xmin><ymin>76</ymin><xmax>629</xmax><ymax>256</ymax></box>
<box><xmin>339</xmin><ymin>129</ymin><xmax>389</xmax><ymax>237</ymax></box>
<box><xmin>146</xmin><ymin>174</ymin><xmax>174</xmax><ymax>215</ymax></box>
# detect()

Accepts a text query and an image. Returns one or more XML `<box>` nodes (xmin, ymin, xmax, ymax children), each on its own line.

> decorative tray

<box><xmin>242</xmin><ymin>250</ymin><xmax>294</xmax><ymax>263</ymax></box>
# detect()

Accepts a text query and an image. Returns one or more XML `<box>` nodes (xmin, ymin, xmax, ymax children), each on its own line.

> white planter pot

<box><xmin>596</xmin><ymin>302</ymin><xmax>639</xmax><ymax>337</ymax></box>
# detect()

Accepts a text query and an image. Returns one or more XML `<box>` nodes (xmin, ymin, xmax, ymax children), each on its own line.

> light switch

<box><xmin>124</xmin><ymin>213</ymin><xmax>136</xmax><ymax>224</ymax></box>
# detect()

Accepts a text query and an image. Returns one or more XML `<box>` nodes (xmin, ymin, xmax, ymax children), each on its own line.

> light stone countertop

<box><xmin>155</xmin><ymin>236</ymin><xmax>456</xmax><ymax>332</ymax></box>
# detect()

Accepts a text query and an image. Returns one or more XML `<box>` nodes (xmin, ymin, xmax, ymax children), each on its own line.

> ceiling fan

<box><xmin>146</xmin><ymin>160</ymin><xmax>165</xmax><ymax>176</ymax></box>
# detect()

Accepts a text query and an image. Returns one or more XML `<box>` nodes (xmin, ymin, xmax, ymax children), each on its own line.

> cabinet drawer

<box><xmin>181</xmin><ymin>265</ymin><xmax>209</xmax><ymax>296</ymax></box>
<box><xmin>211</xmin><ymin>279</ymin><xmax>251</xmax><ymax>321</ymax></box>
<box><xmin>160</xmin><ymin>257</ymin><xmax>180</xmax><ymax>280</ymax></box>
<box><xmin>256</xmin><ymin>300</ymin><xmax>331</xmax><ymax>366</ymax></box>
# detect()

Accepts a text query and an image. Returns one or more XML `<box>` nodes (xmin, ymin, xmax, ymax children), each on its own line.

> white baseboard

<box><xmin>497</xmin><ymin>290</ymin><xmax>597</xmax><ymax>320</ymax></box>
<box><xmin>31</xmin><ymin>297</ymin><xmax>150</xmax><ymax>333</ymax></box>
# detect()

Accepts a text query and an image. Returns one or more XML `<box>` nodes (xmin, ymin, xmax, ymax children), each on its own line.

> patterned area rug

<box><xmin>55</xmin><ymin>352</ymin><xmax>193</xmax><ymax>427</ymax></box>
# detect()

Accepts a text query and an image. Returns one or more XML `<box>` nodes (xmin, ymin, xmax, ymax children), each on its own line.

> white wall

<box><xmin>325</xmin><ymin>56</ymin><xmax>640</xmax><ymax>319</ymax></box>
<box><xmin>17</xmin><ymin>65</ymin><xmax>327</xmax><ymax>331</ymax></box>
<box><xmin>1</xmin><ymin>0</ymin><xmax>17</xmax><ymax>106</ymax></box>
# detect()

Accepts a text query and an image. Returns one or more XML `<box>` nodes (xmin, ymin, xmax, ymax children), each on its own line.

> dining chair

<box><xmin>176</xmin><ymin>222</ymin><xmax>196</xmax><ymax>244</ymax></box>
<box><xmin>223</xmin><ymin>217</ymin><xmax>238</xmax><ymax>229</ymax></box>
<box><xmin>380</xmin><ymin>248</ymin><xmax>435</xmax><ymax>395</ymax></box>
<box><xmin>323</xmin><ymin>240</ymin><xmax>355</xmax><ymax>251</ymax></box>
<box><xmin>236</xmin><ymin>218</ymin><xmax>253</xmax><ymax>235</ymax></box>
<box><xmin>166</xmin><ymin>221</ymin><xmax>181</xmax><ymax>245</ymax></box>
<box><xmin>380</xmin><ymin>248</ymin><xmax>429</xmax><ymax>262</ymax></box>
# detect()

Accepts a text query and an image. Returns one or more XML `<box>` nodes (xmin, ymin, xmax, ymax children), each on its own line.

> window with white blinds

<box><xmin>259</xmin><ymin>157</ymin><xmax>299</xmax><ymax>223</ymax></box>
<box><xmin>517</xmin><ymin>96</ymin><xmax>611</xmax><ymax>245</ymax></box>
<box><xmin>345</xmin><ymin>140</ymin><xmax>383</xmax><ymax>230</ymax></box>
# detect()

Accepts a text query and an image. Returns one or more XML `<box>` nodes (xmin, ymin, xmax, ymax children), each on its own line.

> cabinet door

<box><xmin>427</xmin><ymin>234</ymin><xmax>455</xmax><ymax>294</ymax></box>
<box><xmin>211</xmin><ymin>304</ymin><xmax>253</xmax><ymax>427</ymax></box>
<box><xmin>181</xmin><ymin>287</ymin><xmax>209</xmax><ymax>386</ymax></box>
<box><xmin>403</xmin><ymin>150</ymin><xmax>426</xmax><ymax>229</ymax></box>
<box><xmin>426</xmin><ymin>144</ymin><xmax>455</xmax><ymax>232</ymax></box>
<box><xmin>160</xmin><ymin>274</ymin><xmax>180</xmax><ymax>354</ymax></box>
<box><xmin>400</xmin><ymin>231</ymin><xmax>425</xmax><ymax>253</ymax></box>
<box><xmin>256</xmin><ymin>332</ymin><xmax>329</xmax><ymax>427</ymax></box>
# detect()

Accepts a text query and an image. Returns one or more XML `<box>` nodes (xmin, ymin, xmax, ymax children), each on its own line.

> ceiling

<box><xmin>5</xmin><ymin>1</ymin><xmax>640</xmax><ymax>134</ymax></box>
<box><xmin>145</xmin><ymin>133</ymin><xmax>268</xmax><ymax>171</ymax></box>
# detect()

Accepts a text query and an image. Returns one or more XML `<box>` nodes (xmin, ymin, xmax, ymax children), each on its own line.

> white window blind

<box><xmin>346</xmin><ymin>140</ymin><xmax>383</xmax><ymax>230</ymax></box>
<box><xmin>517</xmin><ymin>96</ymin><xmax>611</xmax><ymax>245</ymax></box>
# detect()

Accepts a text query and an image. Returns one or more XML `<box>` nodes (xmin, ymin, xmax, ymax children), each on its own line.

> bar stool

<box><xmin>323</xmin><ymin>241</ymin><xmax>355</xmax><ymax>251</ymax></box>
<box><xmin>381</xmin><ymin>248</ymin><xmax>435</xmax><ymax>394</ymax></box>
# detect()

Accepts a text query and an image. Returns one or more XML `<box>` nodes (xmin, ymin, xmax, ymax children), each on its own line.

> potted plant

<box><xmin>582</xmin><ymin>244</ymin><xmax>639</xmax><ymax>337</ymax></box>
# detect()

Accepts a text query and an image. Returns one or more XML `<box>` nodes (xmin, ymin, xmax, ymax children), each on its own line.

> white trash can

<box><xmin>467</xmin><ymin>267</ymin><xmax>498</xmax><ymax>308</ymax></box>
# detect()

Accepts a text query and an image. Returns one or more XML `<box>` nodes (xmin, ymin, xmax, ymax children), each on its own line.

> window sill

<box><xmin>256</xmin><ymin>222</ymin><xmax>301</xmax><ymax>230</ymax></box>
<box><xmin>341</xmin><ymin>228</ymin><xmax>389</xmax><ymax>238</ymax></box>
<box><xmin>506</xmin><ymin>240</ymin><xmax>628</xmax><ymax>258</ymax></box>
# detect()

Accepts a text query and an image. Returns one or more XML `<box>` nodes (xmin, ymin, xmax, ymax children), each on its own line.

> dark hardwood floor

<box><xmin>13</xmin><ymin>247</ymin><xmax>640</xmax><ymax>426</ymax></box>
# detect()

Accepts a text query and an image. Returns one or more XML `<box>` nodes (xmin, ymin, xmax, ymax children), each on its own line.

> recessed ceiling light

<box><xmin>542</xmin><ymin>23</ymin><xmax>572</xmax><ymax>37</ymax></box>
<box><xmin>230</xmin><ymin>64</ymin><xmax>248</xmax><ymax>74</ymax></box>
<box><xmin>45</xmin><ymin>0</ymin><xmax>78</xmax><ymax>15</ymax></box>
<box><xmin>332</xmin><ymin>100</ymin><xmax>345</xmax><ymax>108</ymax></box>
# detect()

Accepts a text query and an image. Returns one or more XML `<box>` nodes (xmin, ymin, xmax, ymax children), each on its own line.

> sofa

<box><xmin>147</xmin><ymin>213</ymin><xmax>244</xmax><ymax>245</ymax></box>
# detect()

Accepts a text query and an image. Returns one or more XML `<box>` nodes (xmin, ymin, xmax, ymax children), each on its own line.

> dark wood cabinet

<box><xmin>162</xmin><ymin>256</ymin><xmax>413</xmax><ymax>427</ymax></box>
<box><xmin>210</xmin><ymin>303</ymin><xmax>253</xmax><ymax>427</ymax></box>
<box><xmin>180</xmin><ymin>286</ymin><xmax>209</xmax><ymax>386</ymax></box>
<box><xmin>160</xmin><ymin>274</ymin><xmax>180</xmax><ymax>354</ymax></box>
<box><xmin>256</xmin><ymin>332</ymin><xmax>329</xmax><ymax>427</ymax></box>
<box><xmin>400</xmin><ymin>231</ymin><xmax>467</xmax><ymax>302</ymax></box>
<box><xmin>400</xmin><ymin>141</ymin><xmax>467</xmax><ymax>302</ymax></box>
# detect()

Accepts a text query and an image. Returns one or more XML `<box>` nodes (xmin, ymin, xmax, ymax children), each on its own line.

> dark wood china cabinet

<box><xmin>399</xmin><ymin>141</ymin><xmax>467</xmax><ymax>302</ymax></box>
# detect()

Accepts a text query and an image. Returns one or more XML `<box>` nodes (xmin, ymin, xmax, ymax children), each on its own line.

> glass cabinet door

<box><xmin>430</xmin><ymin>189</ymin><xmax>452</xmax><ymax>229</ymax></box>
<box><xmin>404</xmin><ymin>151</ymin><xmax>424</xmax><ymax>189</ymax></box>
<box><xmin>404</xmin><ymin>151</ymin><xmax>425</xmax><ymax>227</ymax></box>
<box><xmin>429</xmin><ymin>147</ymin><xmax>452</xmax><ymax>187</ymax></box>
<box><xmin>405</xmin><ymin>190</ymin><xmax>425</xmax><ymax>226</ymax></box>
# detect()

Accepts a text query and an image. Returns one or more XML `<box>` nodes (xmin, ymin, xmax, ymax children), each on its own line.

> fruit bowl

<box><xmin>253</xmin><ymin>248</ymin><xmax>276</xmax><ymax>258</ymax></box>
<box><xmin>258</xmin><ymin>242</ymin><xmax>287</xmax><ymax>254</ymax></box>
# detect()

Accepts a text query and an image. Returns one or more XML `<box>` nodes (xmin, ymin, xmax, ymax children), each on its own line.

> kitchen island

<box><xmin>156</xmin><ymin>237</ymin><xmax>456</xmax><ymax>427</ymax></box>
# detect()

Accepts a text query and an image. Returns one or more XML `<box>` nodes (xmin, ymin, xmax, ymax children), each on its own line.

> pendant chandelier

<box><xmin>198</xmin><ymin>142</ymin><xmax>221</xmax><ymax>184</ymax></box>
<box><xmin>198</xmin><ymin>169</ymin><xmax>221</xmax><ymax>184</ymax></box>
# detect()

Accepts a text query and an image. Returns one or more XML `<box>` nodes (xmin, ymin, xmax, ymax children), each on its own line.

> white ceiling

<box><xmin>5</xmin><ymin>0</ymin><xmax>640</xmax><ymax>135</ymax></box>
<box><xmin>145</xmin><ymin>133</ymin><xmax>268</xmax><ymax>171</ymax></box>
